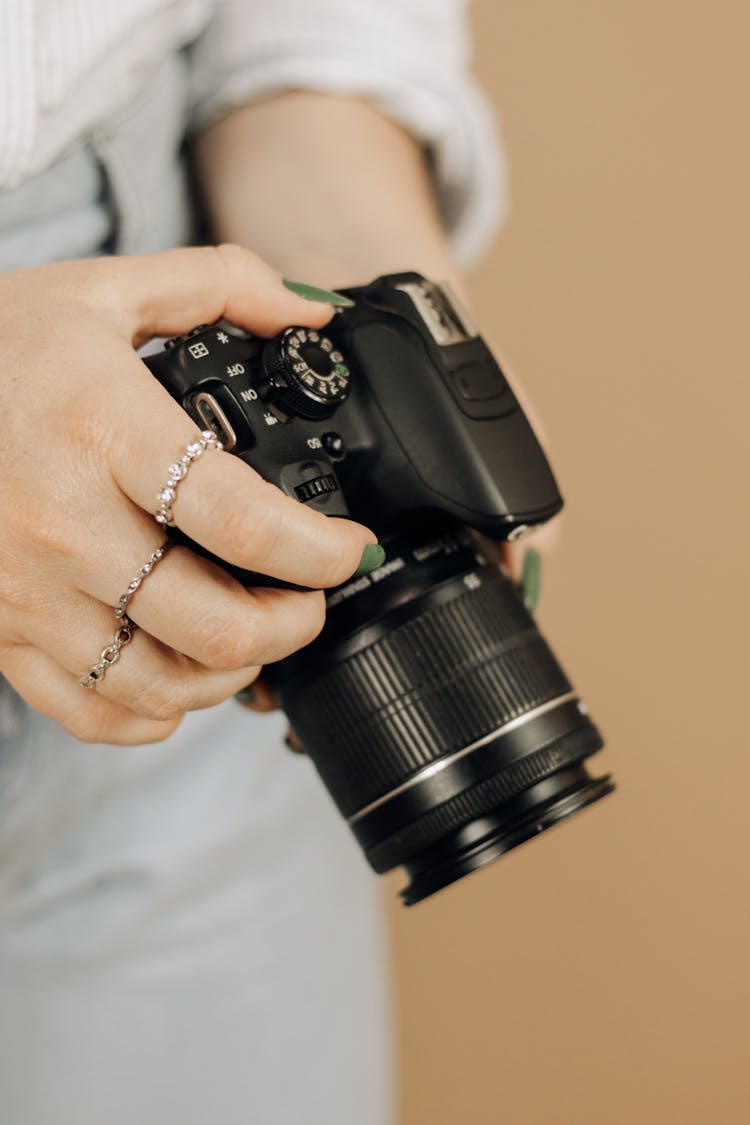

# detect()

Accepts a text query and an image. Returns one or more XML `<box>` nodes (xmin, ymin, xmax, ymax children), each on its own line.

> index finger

<box><xmin>72</xmin><ymin>243</ymin><xmax>342</xmax><ymax>346</ymax></box>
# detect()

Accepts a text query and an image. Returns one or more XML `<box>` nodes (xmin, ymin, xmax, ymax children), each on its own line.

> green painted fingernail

<box><xmin>283</xmin><ymin>278</ymin><xmax>355</xmax><ymax>307</ymax></box>
<box><xmin>354</xmin><ymin>543</ymin><xmax>386</xmax><ymax>577</ymax></box>
<box><xmin>520</xmin><ymin>549</ymin><xmax>542</xmax><ymax>613</ymax></box>
<box><xmin>235</xmin><ymin>685</ymin><xmax>256</xmax><ymax>704</ymax></box>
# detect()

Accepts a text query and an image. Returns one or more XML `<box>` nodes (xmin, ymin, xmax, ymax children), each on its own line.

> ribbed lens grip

<box><xmin>279</xmin><ymin>567</ymin><xmax>573</xmax><ymax>818</ymax></box>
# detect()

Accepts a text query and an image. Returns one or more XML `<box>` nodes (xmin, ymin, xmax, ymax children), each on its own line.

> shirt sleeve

<box><xmin>187</xmin><ymin>0</ymin><xmax>506</xmax><ymax>266</ymax></box>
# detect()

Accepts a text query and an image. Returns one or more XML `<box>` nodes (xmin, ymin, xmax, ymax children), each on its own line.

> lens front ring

<box><xmin>348</xmin><ymin>690</ymin><xmax>580</xmax><ymax>825</ymax></box>
<box><xmin>271</xmin><ymin>521</ymin><xmax>613</xmax><ymax>903</ymax></box>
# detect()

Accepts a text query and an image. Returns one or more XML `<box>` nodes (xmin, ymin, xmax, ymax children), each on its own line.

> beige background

<box><xmin>385</xmin><ymin>3</ymin><xmax>750</xmax><ymax>1123</ymax></box>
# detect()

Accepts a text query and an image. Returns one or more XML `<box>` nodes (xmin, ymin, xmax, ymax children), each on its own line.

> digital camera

<box><xmin>145</xmin><ymin>272</ymin><xmax>613</xmax><ymax>904</ymax></box>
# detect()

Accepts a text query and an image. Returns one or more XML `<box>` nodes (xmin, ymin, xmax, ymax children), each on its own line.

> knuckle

<box><xmin>197</xmin><ymin>613</ymin><xmax>260</xmax><ymax>671</ymax></box>
<box><xmin>147</xmin><ymin>697</ymin><xmax>184</xmax><ymax>723</ymax></box>
<box><xmin>215</xmin><ymin>242</ymin><xmax>261</xmax><ymax>276</ymax></box>
<box><xmin>9</xmin><ymin>495</ymin><xmax>80</xmax><ymax>563</ymax></box>
<box><xmin>28</xmin><ymin>513</ymin><xmax>80</xmax><ymax>562</ymax></box>
<box><xmin>127</xmin><ymin>680</ymin><xmax>187</xmax><ymax>722</ymax></box>
<box><xmin>216</xmin><ymin>484</ymin><xmax>285</xmax><ymax>573</ymax></box>
<box><xmin>211</xmin><ymin>489</ymin><xmax>254</xmax><ymax>556</ymax></box>
<box><xmin>67</xmin><ymin>709</ymin><xmax>113</xmax><ymax>745</ymax></box>
<box><xmin>76</xmin><ymin>258</ymin><xmax>135</xmax><ymax>329</ymax></box>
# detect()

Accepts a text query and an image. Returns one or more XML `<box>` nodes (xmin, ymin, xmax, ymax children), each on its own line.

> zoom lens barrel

<box><xmin>270</xmin><ymin>523</ymin><xmax>612</xmax><ymax>905</ymax></box>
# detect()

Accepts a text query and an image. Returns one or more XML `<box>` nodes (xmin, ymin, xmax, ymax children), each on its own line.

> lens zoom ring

<box><xmin>282</xmin><ymin>572</ymin><xmax>572</xmax><ymax>815</ymax></box>
<box><xmin>364</xmin><ymin>725</ymin><xmax>603</xmax><ymax>873</ymax></box>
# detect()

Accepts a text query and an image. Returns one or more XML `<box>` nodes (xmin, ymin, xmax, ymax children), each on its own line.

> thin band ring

<box><xmin>155</xmin><ymin>430</ymin><xmax>223</xmax><ymax>527</ymax></box>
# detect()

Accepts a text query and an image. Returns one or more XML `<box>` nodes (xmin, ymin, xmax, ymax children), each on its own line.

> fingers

<box><xmin>153</xmin><ymin>453</ymin><xmax>374</xmax><ymax>587</ymax></box>
<box><xmin>12</xmin><ymin>511</ymin><xmax>331</xmax><ymax>726</ymax></box>
<box><xmin>77</xmin><ymin>533</ymin><xmax>329</xmax><ymax>669</ymax></box>
<box><xmin>0</xmin><ymin>245</ymin><xmax>356</xmax><ymax>744</ymax></box>
<box><xmin>77</xmin><ymin>244</ymin><xmax>340</xmax><ymax>346</ymax></box>
<box><xmin>12</xmin><ymin>569</ymin><xmax>328</xmax><ymax>722</ymax></box>
<box><xmin>0</xmin><ymin>644</ymin><xmax>181</xmax><ymax>746</ymax></box>
<box><xmin>136</xmin><ymin>577</ymin><xmax>328</xmax><ymax>670</ymax></box>
<box><xmin>500</xmin><ymin>514</ymin><xmax>563</xmax><ymax>584</ymax></box>
<box><xmin>11</xmin><ymin>590</ymin><xmax>261</xmax><ymax>718</ymax></box>
<box><xmin>107</xmin><ymin>367</ymin><xmax>376</xmax><ymax>586</ymax></box>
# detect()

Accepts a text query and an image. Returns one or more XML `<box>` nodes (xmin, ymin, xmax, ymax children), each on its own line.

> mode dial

<box><xmin>261</xmin><ymin>328</ymin><xmax>351</xmax><ymax>419</ymax></box>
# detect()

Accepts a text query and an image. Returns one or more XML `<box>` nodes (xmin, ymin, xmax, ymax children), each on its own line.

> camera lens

<box><xmin>269</xmin><ymin>520</ymin><xmax>613</xmax><ymax>905</ymax></box>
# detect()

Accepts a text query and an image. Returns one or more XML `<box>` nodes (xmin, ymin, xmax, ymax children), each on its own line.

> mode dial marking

<box><xmin>261</xmin><ymin>327</ymin><xmax>351</xmax><ymax>420</ymax></box>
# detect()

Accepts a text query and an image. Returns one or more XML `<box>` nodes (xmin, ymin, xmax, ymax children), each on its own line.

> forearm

<box><xmin>193</xmin><ymin>91</ymin><xmax>464</xmax><ymax>292</ymax></box>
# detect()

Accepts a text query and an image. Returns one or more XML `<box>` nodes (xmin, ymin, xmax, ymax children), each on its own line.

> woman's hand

<box><xmin>0</xmin><ymin>245</ymin><xmax>379</xmax><ymax>745</ymax></box>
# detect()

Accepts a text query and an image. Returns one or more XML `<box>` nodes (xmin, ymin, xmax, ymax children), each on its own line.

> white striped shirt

<box><xmin>0</xmin><ymin>0</ymin><xmax>504</xmax><ymax>262</ymax></box>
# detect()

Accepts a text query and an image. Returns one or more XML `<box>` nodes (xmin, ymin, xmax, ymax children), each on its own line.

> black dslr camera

<box><xmin>146</xmin><ymin>273</ymin><xmax>613</xmax><ymax>904</ymax></box>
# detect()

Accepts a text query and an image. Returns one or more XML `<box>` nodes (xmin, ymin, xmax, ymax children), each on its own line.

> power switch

<box><xmin>188</xmin><ymin>383</ymin><xmax>255</xmax><ymax>452</ymax></box>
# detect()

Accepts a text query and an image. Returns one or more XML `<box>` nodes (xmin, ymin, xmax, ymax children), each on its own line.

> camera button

<box><xmin>189</xmin><ymin>384</ymin><xmax>256</xmax><ymax>453</ymax></box>
<box><xmin>450</xmin><ymin>360</ymin><xmax>507</xmax><ymax>402</ymax></box>
<box><xmin>192</xmin><ymin>392</ymin><xmax>238</xmax><ymax>452</ymax></box>
<box><xmin>322</xmin><ymin>432</ymin><xmax>346</xmax><ymax>461</ymax></box>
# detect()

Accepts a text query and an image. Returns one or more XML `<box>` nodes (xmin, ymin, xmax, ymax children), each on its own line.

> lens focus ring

<box><xmin>279</xmin><ymin>566</ymin><xmax>573</xmax><ymax>817</ymax></box>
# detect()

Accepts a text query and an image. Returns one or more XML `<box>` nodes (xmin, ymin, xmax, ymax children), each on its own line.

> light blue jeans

<box><xmin>0</xmin><ymin>55</ymin><xmax>391</xmax><ymax>1125</ymax></box>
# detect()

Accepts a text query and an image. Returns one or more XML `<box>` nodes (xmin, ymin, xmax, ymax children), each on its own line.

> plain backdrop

<box><xmin>385</xmin><ymin>3</ymin><xmax>750</xmax><ymax>1123</ymax></box>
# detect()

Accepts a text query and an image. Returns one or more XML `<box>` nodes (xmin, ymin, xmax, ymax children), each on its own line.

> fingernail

<box><xmin>520</xmin><ymin>548</ymin><xmax>542</xmax><ymax>613</ymax></box>
<box><xmin>354</xmin><ymin>543</ymin><xmax>386</xmax><ymax>577</ymax></box>
<box><xmin>283</xmin><ymin>278</ymin><xmax>355</xmax><ymax>307</ymax></box>
<box><xmin>235</xmin><ymin>685</ymin><xmax>256</xmax><ymax>704</ymax></box>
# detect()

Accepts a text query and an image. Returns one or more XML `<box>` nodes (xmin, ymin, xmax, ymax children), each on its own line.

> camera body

<box><xmin>145</xmin><ymin>272</ymin><xmax>562</xmax><ymax>543</ymax></box>
<box><xmin>145</xmin><ymin>272</ymin><xmax>611</xmax><ymax>906</ymax></box>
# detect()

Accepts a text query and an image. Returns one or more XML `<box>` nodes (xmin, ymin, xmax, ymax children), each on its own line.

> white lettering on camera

<box><xmin>369</xmin><ymin>557</ymin><xmax>405</xmax><ymax>583</ymax></box>
<box><xmin>326</xmin><ymin>575</ymin><xmax>372</xmax><ymax>608</ymax></box>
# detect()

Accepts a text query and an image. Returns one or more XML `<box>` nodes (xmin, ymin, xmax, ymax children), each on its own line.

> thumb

<box><xmin>83</xmin><ymin>244</ymin><xmax>344</xmax><ymax>345</ymax></box>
